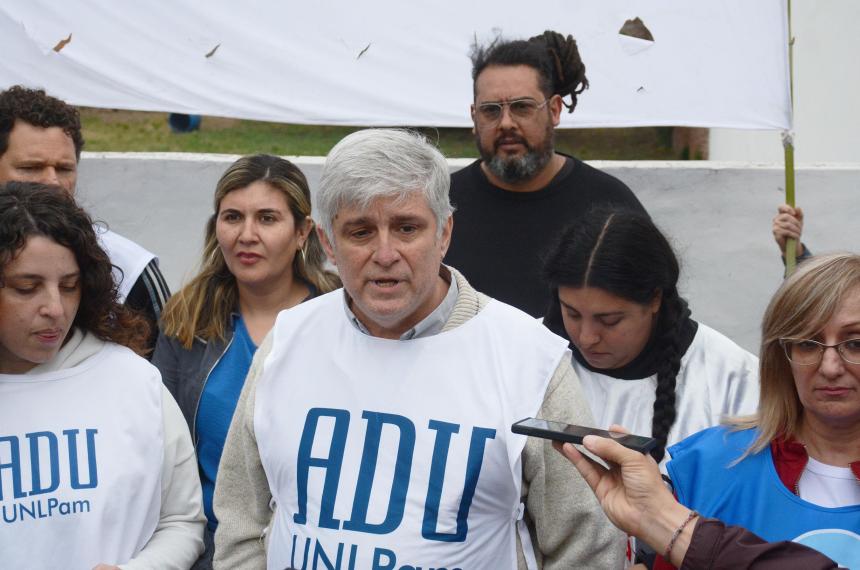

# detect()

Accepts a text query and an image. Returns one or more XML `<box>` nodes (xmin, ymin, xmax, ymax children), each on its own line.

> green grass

<box><xmin>80</xmin><ymin>108</ymin><xmax>678</xmax><ymax>159</ymax></box>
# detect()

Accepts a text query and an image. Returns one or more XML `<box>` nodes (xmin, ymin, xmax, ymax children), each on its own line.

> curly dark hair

<box><xmin>0</xmin><ymin>85</ymin><xmax>84</xmax><ymax>160</ymax></box>
<box><xmin>0</xmin><ymin>181</ymin><xmax>150</xmax><ymax>355</ymax></box>
<box><xmin>543</xmin><ymin>208</ymin><xmax>690</xmax><ymax>463</ymax></box>
<box><xmin>471</xmin><ymin>30</ymin><xmax>589</xmax><ymax>113</ymax></box>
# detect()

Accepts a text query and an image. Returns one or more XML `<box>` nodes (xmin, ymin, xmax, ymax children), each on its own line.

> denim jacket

<box><xmin>152</xmin><ymin>321</ymin><xmax>235</xmax><ymax>444</ymax></box>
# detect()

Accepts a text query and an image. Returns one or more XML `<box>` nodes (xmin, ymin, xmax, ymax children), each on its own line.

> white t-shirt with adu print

<box><xmin>0</xmin><ymin>337</ymin><xmax>163</xmax><ymax>568</ymax></box>
<box><xmin>254</xmin><ymin>290</ymin><xmax>568</xmax><ymax>570</ymax></box>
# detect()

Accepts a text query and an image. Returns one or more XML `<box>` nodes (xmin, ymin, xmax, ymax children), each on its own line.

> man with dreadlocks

<box><xmin>445</xmin><ymin>31</ymin><xmax>647</xmax><ymax>317</ymax></box>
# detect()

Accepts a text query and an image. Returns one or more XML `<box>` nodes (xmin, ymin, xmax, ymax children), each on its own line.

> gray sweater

<box><xmin>212</xmin><ymin>269</ymin><xmax>624</xmax><ymax>568</ymax></box>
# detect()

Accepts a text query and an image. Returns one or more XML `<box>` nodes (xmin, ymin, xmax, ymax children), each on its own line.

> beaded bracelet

<box><xmin>663</xmin><ymin>510</ymin><xmax>699</xmax><ymax>560</ymax></box>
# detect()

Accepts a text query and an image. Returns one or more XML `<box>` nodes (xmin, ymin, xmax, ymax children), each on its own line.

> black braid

<box><xmin>543</xmin><ymin>207</ymin><xmax>689</xmax><ymax>463</ymax></box>
<box><xmin>649</xmin><ymin>289</ymin><xmax>691</xmax><ymax>463</ymax></box>
<box><xmin>527</xmin><ymin>30</ymin><xmax>589</xmax><ymax>113</ymax></box>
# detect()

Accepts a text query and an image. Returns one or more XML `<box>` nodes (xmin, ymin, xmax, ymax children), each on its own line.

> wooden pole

<box><xmin>783</xmin><ymin>0</ymin><xmax>797</xmax><ymax>275</ymax></box>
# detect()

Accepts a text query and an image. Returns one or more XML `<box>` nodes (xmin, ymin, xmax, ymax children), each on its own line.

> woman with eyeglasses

<box><xmin>152</xmin><ymin>155</ymin><xmax>340</xmax><ymax>568</ymax></box>
<box><xmin>662</xmin><ymin>253</ymin><xmax>860</xmax><ymax>570</ymax></box>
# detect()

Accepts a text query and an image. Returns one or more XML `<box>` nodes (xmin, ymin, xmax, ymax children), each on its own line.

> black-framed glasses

<box><xmin>475</xmin><ymin>98</ymin><xmax>550</xmax><ymax>124</ymax></box>
<box><xmin>779</xmin><ymin>338</ymin><xmax>860</xmax><ymax>366</ymax></box>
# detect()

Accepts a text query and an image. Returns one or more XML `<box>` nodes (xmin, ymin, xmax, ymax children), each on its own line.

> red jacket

<box><xmin>771</xmin><ymin>434</ymin><xmax>860</xmax><ymax>493</ymax></box>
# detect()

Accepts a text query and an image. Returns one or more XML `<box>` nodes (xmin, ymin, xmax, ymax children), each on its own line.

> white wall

<box><xmin>77</xmin><ymin>153</ymin><xmax>859</xmax><ymax>354</ymax></box>
<box><xmin>709</xmin><ymin>0</ymin><xmax>860</xmax><ymax>163</ymax></box>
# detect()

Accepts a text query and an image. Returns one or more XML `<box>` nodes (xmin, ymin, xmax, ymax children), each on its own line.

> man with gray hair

<box><xmin>213</xmin><ymin>129</ymin><xmax>623</xmax><ymax>569</ymax></box>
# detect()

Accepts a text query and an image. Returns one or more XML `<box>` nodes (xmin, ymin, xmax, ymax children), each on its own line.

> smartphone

<box><xmin>511</xmin><ymin>417</ymin><xmax>658</xmax><ymax>454</ymax></box>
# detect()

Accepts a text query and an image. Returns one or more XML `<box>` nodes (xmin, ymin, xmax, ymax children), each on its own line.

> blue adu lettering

<box><xmin>422</xmin><ymin>421</ymin><xmax>496</xmax><ymax>542</ymax></box>
<box><xmin>343</xmin><ymin>412</ymin><xmax>415</xmax><ymax>534</ymax></box>
<box><xmin>293</xmin><ymin>408</ymin><xmax>496</xmax><ymax>543</ymax></box>
<box><xmin>0</xmin><ymin>428</ymin><xmax>98</xmax><ymax>500</ymax></box>
<box><xmin>64</xmin><ymin>429</ymin><xmax>98</xmax><ymax>489</ymax></box>
<box><xmin>26</xmin><ymin>431</ymin><xmax>60</xmax><ymax>496</ymax></box>
<box><xmin>294</xmin><ymin>408</ymin><xmax>350</xmax><ymax>529</ymax></box>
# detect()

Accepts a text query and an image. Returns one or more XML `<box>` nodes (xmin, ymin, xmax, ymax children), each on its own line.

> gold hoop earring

<box><xmin>299</xmin><ymin>244</ymin><xmax>308</xmax><ymax>266</ymax></box>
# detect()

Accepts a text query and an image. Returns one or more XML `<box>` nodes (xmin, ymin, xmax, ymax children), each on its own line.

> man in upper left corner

<box><xmin>0</xmin><ymin>85</ymin><xmax>169</xmax><ymax>349</ymax></box>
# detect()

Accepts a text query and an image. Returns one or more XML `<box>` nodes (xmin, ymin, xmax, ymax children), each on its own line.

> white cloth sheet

<box><xmin>0</xmin><ymin>1</ymin><xmax>790</xmax><ymax>129</ymax></box>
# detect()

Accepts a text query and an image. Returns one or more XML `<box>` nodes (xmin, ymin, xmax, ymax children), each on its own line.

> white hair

<box><xmin>316</xmin><ymin>129</ymin><xmax>453</xmax><ymax>241</ymax></box>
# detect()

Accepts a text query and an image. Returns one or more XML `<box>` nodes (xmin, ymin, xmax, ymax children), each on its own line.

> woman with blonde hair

<box><xmin>664</xmin><ymin>253</ymin><xmax>860</xmax><ymax>569</ymax></box>
<box><xmin>152</xmin><ymin>154</ymin><xmax>339</xmax><ymax>567</ymax></box>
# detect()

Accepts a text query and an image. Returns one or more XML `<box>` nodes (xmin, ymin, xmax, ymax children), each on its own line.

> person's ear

<box><xmin>317</xmin><ymin>226</ymin><xmax>336</xmax><ymax>265</ymax></box>
<box><xmin>470</xmin><ymin>104</ymin><xmax>477</xmax><ymax>135</ymax></box>
<box><xmin>297</xmin><ymin>216</ymin><xmax>313</xmax><ymax>244</ymax></box>
<box><xmin>549</xmin><ymin>94</ymin><xmax>563</xmax><ymax>127</ymax></box>
<box><xmin>439</xmin><ymin>215</ymin><xmax>454</xmax><ymax>257</ymax></box>
<box><xmin>649</xmin><ymin>290</ymin><xmax>663</xmax><ymax>315</ymax></box>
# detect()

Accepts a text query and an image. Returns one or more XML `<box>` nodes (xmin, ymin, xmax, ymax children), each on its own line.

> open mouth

<box><xmin>372</xmin><ymin>279</ymin><xmax>400</xmax><ymax>288</ymax></box>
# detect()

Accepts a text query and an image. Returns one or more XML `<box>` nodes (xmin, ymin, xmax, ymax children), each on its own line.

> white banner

<box><xmin>1</xmin><ymin>1</ymin><xmax>790</xmax><ymax>129</ymax></box>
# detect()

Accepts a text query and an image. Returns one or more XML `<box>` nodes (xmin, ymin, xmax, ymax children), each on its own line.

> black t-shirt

<box><xmin>445</xmin><ymin>155</ymin><xmax>647</xmax><ymax>317</ymax></box>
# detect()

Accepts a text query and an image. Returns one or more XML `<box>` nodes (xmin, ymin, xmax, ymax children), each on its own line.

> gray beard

<box><xmin>484</xmin><ymin>148</ymin><xmax>553</xmax><ymax>183</ymax></box>
<box><xmin>477</xmin><ymin>122</ymin><xmax>556</xmax><ymax>184</ymax></box>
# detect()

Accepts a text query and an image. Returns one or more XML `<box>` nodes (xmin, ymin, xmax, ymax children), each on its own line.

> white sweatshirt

<box><xmin>28</xmin><ymin>329</ymin><xmax>206</xmax><ymax>569</ymax></box>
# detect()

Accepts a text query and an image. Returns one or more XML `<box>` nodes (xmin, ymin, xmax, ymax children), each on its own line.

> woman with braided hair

<box><xmin>543</xmin><ymin>208</ymin><xmax>760</xmax><ymax>466</ymax></box>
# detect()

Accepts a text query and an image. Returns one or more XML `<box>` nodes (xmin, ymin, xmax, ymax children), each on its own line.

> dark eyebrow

<box><xmin>558</xmin><ymin>300</ymin><xmax>624</xmax><ymax>318</ymax></box>
<box><xmin>16</xmin><ymin>157</ymin><xmax>75</xmax><ymax>165</ymax></box>
<box><xmin>6</xmin><ymin>271</ymin><xmax>80</xmax><ymax>281</ymax></box>
<box><xmin>478</xmin><ymin>97</ymin><xmax>539</xmax><ymax>105</ymax></box>
<box><xmin>220</xmin><ymin>207</ymin><xmax>284</xmax><ymax>218</ymax></box>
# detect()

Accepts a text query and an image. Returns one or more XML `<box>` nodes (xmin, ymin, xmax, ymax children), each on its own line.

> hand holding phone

<box><xmin>511</xmin><ymin>417</ymin><xmax>657</xmax><ymax>454</ymax></box>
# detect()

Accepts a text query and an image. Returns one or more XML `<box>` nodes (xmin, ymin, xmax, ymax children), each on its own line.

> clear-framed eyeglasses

<box><xmin>779</xmin><ymin>338</ymin><xmax>860</xmax><ymax>366</ymax></box>
<box><xmin>475</xmin><ymin>98</ymin><xmax>550</xmax><ymax>125</ymax></box>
